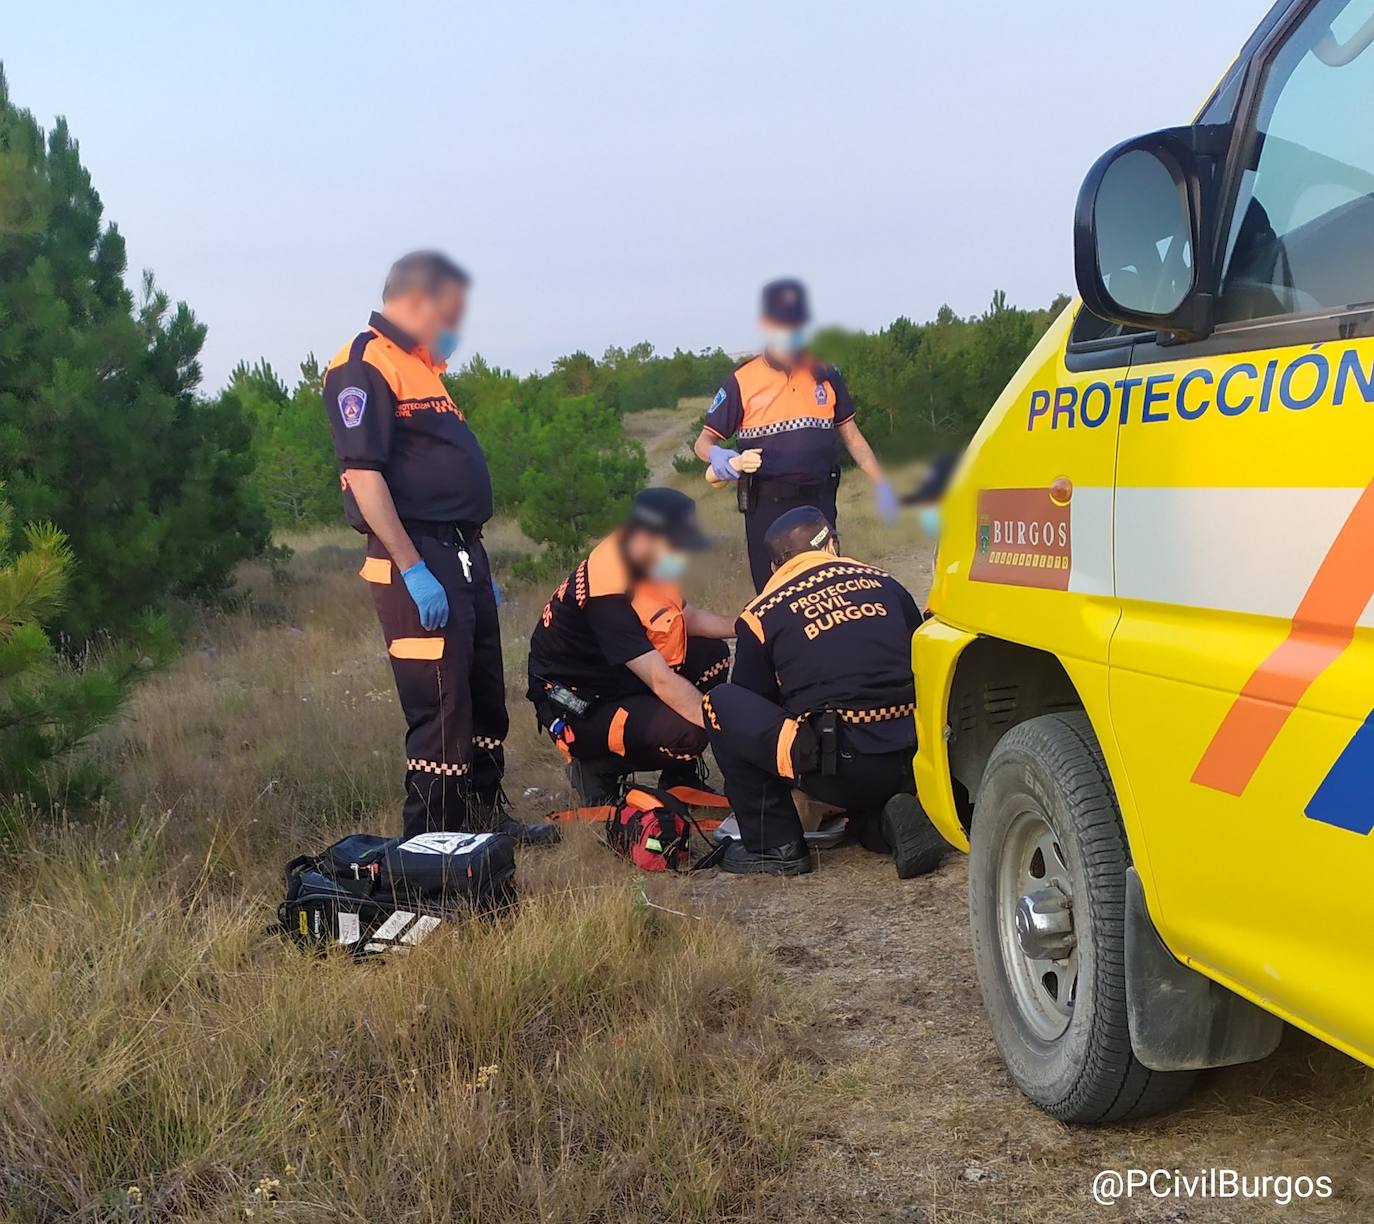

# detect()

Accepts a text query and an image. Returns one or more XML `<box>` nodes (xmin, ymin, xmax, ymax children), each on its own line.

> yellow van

<box><xmin>914</xmin><ymin>0</ymin><xmax>1374</xmax><ymax>1122</ymax></box>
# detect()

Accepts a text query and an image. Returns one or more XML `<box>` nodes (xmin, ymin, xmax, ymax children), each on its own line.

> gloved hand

<box><xmin>708</xmin><ymin>444</ymin><xmax>743</xmax><ymax>483</ymax></box>
<box><xmin>401</xmin><ymin>560</ymin><xmax>449</xmax><ymax>631</ymax></box>
<box><xmin>875</xmin><ymin>480</ymin><xmax>900</xmax><ymax>524</ymax></box>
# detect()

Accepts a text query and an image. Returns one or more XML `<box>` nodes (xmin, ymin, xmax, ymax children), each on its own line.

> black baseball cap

<box><xmin>761</xmin><ymin>278</ymin><xmax>811</xmax><ymax>326</ymax></box>
<box><xmin>765</xmin><ymin>505</ymin><xmax>835</xmax><ymax>567</ymax></box>
<box><xmin>626</xmin><ymin>487</ymin><xmax>711</xmax><ymax>551</ymax></box>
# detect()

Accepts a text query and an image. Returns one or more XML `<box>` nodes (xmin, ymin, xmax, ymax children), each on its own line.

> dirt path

<box><xmin>612</xmin><ymin>418</ymin><xmax>1374</xmax><ymax>1221</ymax></box>
<box><xmin>690</xmin><ymin>847</ymin><xmax>1372</xmax><ymax>1223</ymax></box>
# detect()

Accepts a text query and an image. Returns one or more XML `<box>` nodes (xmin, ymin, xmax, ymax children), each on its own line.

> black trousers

<box><xmin>364</xmin><ymin>524</ymin><xmax>508</xmax><ymax>839</ymax></box>
<box><xmin>743</xmin><ymin>472</ymin><xmax>840</xmax><ymax>593</ymax></box>
<box><xmin>705</xmin><ymin>683</ymin><xmax>916</xmax><ymax>852</ymax></box>
<box><xmin>542</xmin><ymin>637</ymin><xmax>730</xmax><ymax>772</ymax></box>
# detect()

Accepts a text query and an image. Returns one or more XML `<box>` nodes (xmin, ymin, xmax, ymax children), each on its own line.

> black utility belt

<box><xmin>828</xmin><ymin>701</ymin><xmax>917</xmax><ymax>725</ymax></box>
<box><xmin>403</xmin><ymin>519</ymin><xmax>484</xmax><ymax>544</ymax></box>
<box><xmin>740</xmin><ymin>468</ymin><xmax>840</xmax><ymax>514</ymax></box>
<box><xmin>756</xmin><ymin>467</ymin><xmax>840</xmax><ymax>490</ymax></box>
<box><xmin>799</xmin><ymin>705</ymin><xmax>917</xmax><ymax>776</ymax></box>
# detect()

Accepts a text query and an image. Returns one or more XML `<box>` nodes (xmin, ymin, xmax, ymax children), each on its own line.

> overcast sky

<box><xmin>7</xmin><ymin>0</ymin><xmax>1275</xmax><ymax>391</ymax></box>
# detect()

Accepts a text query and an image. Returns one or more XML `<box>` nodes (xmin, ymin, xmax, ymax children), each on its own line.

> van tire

<box><xmin>968</xmin><ymin>712</ymin><xmax>1196</xmax><ymax>1123</ymax></box>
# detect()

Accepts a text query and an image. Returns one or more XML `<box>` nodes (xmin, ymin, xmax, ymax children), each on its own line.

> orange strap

<box><xmin>546</xmin><ymin>805</ymin><xmax>617</xmax><ymax>824</ymax></box>
<box><xmin>666</xmin><ymin>785</ymin><xmax>731</xmax><ymax>810</ymax></box>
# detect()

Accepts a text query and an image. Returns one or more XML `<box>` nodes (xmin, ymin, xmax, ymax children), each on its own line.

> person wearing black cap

<box><xmin>323</xmin><ymin>250</ymin><xmax>559</xmax><ymax>846</ymax></box>
<box><xmin>527</xmin><ymin>488</ymin><xmax>736</xmax><ymax>805</ymax></box>
<box><xmin>703</xmin><ymin>506</ymin><xmax>946</xmax><ymax>877</ymax></box>
<box><xmin>693</xmin><ymin>278</ymin><xmax>898</xmax><ymax>592</ymax></box>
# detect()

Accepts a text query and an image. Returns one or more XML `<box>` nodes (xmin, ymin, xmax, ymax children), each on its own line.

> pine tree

<box><xmin>0</xmin><ymin>66</ymin><xmax>269</xmax><ymax>640</ymax></box>
<box><xmin>0</xmin><ymin>486</ymin><xmax>152</xmax><ymax>802</ymax></box>
<box><xmin>230</xmin><ymin>358</ymin><xmax>338</xmax><ymax>527</ymax></box>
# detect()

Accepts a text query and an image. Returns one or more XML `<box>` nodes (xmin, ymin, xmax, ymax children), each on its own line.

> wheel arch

<box><xmin>946</xmin><ymin>636</ymin><xmax>1087</xmax><ymax>823</ymax></box>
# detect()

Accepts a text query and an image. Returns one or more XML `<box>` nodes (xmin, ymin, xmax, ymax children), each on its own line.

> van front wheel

<box><xmin>968</xmin><ymin>712</ymin><xmax>1195</xmax><ymax>1123</ymax></box>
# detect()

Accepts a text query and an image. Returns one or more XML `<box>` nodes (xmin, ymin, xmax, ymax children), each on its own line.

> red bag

<box><xmin>605</xmin><ymin>785</ymin><xmax>694</xmax><ymax>872</ymax></box>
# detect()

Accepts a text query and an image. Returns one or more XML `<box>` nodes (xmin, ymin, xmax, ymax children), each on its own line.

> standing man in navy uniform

<box><xmin>693</xmin><ymin>278</ymin><xmax>899</xmax><ymax>591</ymax></box>
<box><xmin>323</xmin><ymin>250</ymin><xmax>558</xmax><ymax>845</ymax></box>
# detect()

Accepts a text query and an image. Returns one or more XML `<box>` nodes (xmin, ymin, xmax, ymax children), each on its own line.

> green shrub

<box><xmin>0</xmin><ymin>488</ymin><xmax>166</xmax><ymax>805</ymax></box>
<box><xmin>0</xmin><ymin>68</ymin><xmax>270</xmax><ymax>641</ymax></box>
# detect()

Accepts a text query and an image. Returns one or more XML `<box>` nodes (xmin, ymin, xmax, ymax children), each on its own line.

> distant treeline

<box><xmin>237</xmin><ymin>296</ymin><xmax>1069</xmax><ymax>549</ymax></box>
<box><xmin>0</xmin><ymin>63</ymin><xmax>1062</xmax><ymax>799</ymax></box>
<box><xmin>810</xmin><ymin>290</ymin><xmax>1070</xmax><ymax>460</ymax></box>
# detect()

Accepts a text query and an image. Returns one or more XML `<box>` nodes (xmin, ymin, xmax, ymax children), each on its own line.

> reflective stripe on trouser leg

<box><xmin>703</xmin><ymin>683</ymin><xmax>805</xmax><ymax>852</ymax></box>
<box><xmin>367</xmin><ymin>531</ymin><xmax>478</xmax><ymax>838</ymax></box>
<box><xmin>566</xmin><ymin>694</ymin><xmax>709</xmax><ymax>774</ymax></box>
<box><xmin>467</xmin><ymin>537</ymin><xmax>510</xmax><ymax>798</ymax></box>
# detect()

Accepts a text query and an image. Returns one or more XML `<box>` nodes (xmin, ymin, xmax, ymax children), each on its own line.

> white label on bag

<box><xmin>400</xmin><ymin>915</ymin><xmax>441</xmax><ymax>945</ymax></box>
<box><xmin>371</xmin><ymin>910</ymin><xmax>415</xmax><ymax>941</ymax></box>
<box><xmin>337</xmin><ymin>912</ymin><xmax>361</xmax><ymax>945</ymax></box>
<box><xmin>397</xmin><ymin>831</ymin><xmax>495</xmax><ymax>855</ymax></box>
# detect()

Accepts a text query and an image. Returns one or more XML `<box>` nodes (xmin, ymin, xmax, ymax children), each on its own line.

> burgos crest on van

<box><xmin>970</xmin><ymin>488</ymin><xmax>1071</xmax><ymax>592</ymax></box>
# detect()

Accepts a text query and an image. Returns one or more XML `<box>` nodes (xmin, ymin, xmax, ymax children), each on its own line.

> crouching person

<box><xmin>706</xmin><ymin>506</ymin><xmax>944</xmax><ymax>877</ymax></box>
<box><xmin>528</xmin><ymin>488</ymin><xmax>735</xmax><ymax>805</ymax></box>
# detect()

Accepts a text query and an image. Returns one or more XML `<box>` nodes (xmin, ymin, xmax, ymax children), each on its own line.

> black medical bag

<box><xmin>275</xmin><ymin>829</ymin><xmax>517</xmax><ymax>955</ymax></box>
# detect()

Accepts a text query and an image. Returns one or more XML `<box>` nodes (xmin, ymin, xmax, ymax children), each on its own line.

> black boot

<box><xmin>880</xmin><ymin>793</ymin><xmax>947</xmax><ymax>879</ymax></box>
<box><xmin>568</xmin><ymin>756</ymin><xmax>626</xmax><ymax>807</ymax></box>
<box><xmin>468</xmin><ymin>784</ymin><xmax>562</xmax><ymax>847</ymax></box>
<box><xmin>720</xmin><ymin>838</ymin><xmax>814</xmax><ymax>876</ymax></box>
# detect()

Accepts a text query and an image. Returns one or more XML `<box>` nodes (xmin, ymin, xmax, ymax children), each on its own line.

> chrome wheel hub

<box><xmin>996</xmin><ymin>809</ymin><xmax>1079</xmax><ymax>1041</ymax></box>
<box><xmin>1014</xmin><ymin>887</ymin><xmax>1075</xmax><ymax>961</ymax></box>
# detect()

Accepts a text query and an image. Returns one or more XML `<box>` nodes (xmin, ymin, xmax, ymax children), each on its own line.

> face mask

<box><xmin>432</xmin><ymin>328</ymin><xmax>461</xmax><ymax>362</ymax></box>
<box><xmin>917</xmin><ymin>505</ymin><xmax>943</xmax><ymax>539</ymax></box>
<box><xmin>649</xmin><ymin>551</ymin><xmax>689</xmax><ymax>583</ymax></box>
<box><xmin>764</xmin><ymin>326</ymin><xmax>807</xmax><ymax>358</ymax></box>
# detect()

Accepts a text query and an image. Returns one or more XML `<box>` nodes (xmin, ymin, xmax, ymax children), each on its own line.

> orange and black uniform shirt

<box><xmin>528</xmin><ymin>532</ymin><xmax>687</xmax><ymax>702</ymax></box>
<box><xmin>730</xmin><ymin>550</ymin><xmax>923</xmax><ymax>755</ymax></box>
<box><xmin>323</xmin><ymin>312</ymin><xmax>492</xmax><ymax>531</ymax></box>
<box><xmin>702</xmin><ymin>353</ymin><xmax>855</xmax><ymax>478</ymax></box>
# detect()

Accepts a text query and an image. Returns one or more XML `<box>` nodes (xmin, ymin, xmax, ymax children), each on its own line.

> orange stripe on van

<box><xmin>1193</xmin><ymin>481</ymin><xmax>1374</xmax><ymax>796</ymax></box>
<box><xmin>389</xmin><ymin>637</ymin><xmax>444</xmax><ymax>661</ymax></box>
<box><xmin>608</xmin><ymin>707</ymin><xmax>629</xmax><ymax>756</ymax></box>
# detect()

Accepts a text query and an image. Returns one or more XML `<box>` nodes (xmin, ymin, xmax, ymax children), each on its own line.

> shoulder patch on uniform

<box><xmin>709</xmin><ymin>386</ymin><xmax>727</xmax><ymax>413</ymax></box>
<box><xmin>337</xmin><ymin>386</ymin><xmax>367</xmax><ymax>429</ymax></box>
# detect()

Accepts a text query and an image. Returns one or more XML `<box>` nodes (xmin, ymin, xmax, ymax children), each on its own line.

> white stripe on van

<box><xmin>1067</xmin><ymin>486</ymin><xmax>1115</xmax><ymax>597</ymax></box>
<box><xmin>1114</xmin><ymin>486</ymin><xmax>1373</xmax><ymax>626</ymax></box>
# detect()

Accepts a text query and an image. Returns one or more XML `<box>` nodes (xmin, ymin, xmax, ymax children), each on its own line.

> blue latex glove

<box><xmin>401</xmin><ymin>560</ymin><xmax>449</xmax><ymax>631</ymax></box>
<box><xmin>875</xmin><ymin>481</ymin><xmax>900</xmax><ymax>524</ymax></box>
<box><xmin>708</xmin><ymin>444</ymin><xmax>742</xmax><ymax>483</ymax></box>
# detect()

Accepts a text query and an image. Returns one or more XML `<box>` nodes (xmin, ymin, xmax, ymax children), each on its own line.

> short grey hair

<box><xmin>382</xmin><ymin>250</ymin><xmax>471</xmax><ymax>301</ymax></box>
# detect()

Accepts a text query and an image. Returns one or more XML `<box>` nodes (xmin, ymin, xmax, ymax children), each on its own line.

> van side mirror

<box><xmin>1074</xmin><ymin>126</ymin><xmax>1227</xmax><ymax>342</ymax></box>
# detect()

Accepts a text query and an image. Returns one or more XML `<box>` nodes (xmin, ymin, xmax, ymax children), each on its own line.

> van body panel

<box><xmin>911</xmin><ymin>618</ymin><xmax>974</xmax><ymax>851</ymax></box>
<box><xmin>1107</xmin><ymin>333</ymin><xmax>1374</xmax><ymax>1060</ymax></box>
<box><xmin>915</xmin><ymin>0</ymin><xmax>1374</xmax><ymax>1070</ymax></box>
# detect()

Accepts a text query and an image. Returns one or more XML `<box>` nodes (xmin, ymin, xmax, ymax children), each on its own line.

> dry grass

<box><xmin>4</xmin><ymin>416</ymin><xmax>1368</xmax><ymax>1223</ymax></box>
<box><xmin>0</xmin><ymin>510</ymin><xmax>824</xmax><ymax>1222</ymax></box>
